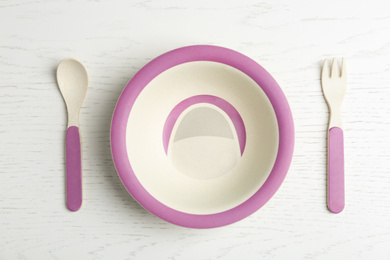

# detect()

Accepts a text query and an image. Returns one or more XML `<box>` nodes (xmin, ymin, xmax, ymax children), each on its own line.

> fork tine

<box><xmin>341</xmin><ymin>58</ymin><xmax>346</xmax><ymax>78</ymax></box>
<box><xmin>322</xmin><ymin>59</ymin><xmax>329</xmax><ymax>80</ymax></box>
<box><xmin>331</xmin><ymin>58</ymin><xmax>339</xmax><ymax>78</ymax></box>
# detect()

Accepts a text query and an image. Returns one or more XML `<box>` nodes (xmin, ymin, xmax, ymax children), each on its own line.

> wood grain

<box><xmin>1</xmin><ymin>0</ymin><xmax>389</xmax><ymax>259</ymax></box>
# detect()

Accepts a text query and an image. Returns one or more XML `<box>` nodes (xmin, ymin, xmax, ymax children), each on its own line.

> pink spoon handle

<box><xmin>327</xmin><ymin>127</ymin><xmax>344</xmax><ymax>213</ymax></box>
<box><xmin>66</xmin><ymin>126</ymin><xmax>82</xmax><ymax>211</ymax></box>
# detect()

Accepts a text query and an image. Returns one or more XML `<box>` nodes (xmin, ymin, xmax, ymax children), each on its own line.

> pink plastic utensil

<box><xmin>56</xmin><ymin>58</ymin><xmax>88</xmax><ymax>212</ymax></box>
<box><xmin>321</xmin><ymin>58</ymin><xmax>347</xmax><ymax>214</ymax></box>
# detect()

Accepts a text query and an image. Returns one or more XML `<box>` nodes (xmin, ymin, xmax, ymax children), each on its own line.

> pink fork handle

<box><xmin>66</xmin><ymin>126</ymin><xmax>82</xmax><ymax>211</ymax></box>
<box><xmin>327</xmin><ymin>127</ymin><xmax>345</xmax><ymax>213</ymax></box>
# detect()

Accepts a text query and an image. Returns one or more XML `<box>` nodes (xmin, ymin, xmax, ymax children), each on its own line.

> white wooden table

<box><xmin>1</xmin><ymin>1</ymin><xmax>389</xmax><ymax>259</ymax></box>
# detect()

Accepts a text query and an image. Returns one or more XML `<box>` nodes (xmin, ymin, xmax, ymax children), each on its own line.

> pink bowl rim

<box><xmin>110</xmin><ymin>45</ymin><xmax>294</xmax><ymax>228</ymax></box>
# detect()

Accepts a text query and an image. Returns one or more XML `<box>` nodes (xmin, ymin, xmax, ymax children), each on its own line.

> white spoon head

<box><xmin>56</xmin><ymin>58</ymin><xmax>88</xmax><ymax>126</ymax></box>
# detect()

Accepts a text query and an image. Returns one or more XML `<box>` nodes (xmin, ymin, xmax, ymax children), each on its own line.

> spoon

<box><xmin>56</xmin><ymin>58</ymin><xmax>88</xmax><ymax>212</ymax></box>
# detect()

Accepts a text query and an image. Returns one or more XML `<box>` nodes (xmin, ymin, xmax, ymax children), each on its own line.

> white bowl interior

<box><xmin>126</xmin><ymin>61</ymin><xmax>279</xmax><ymax>214</ymax></box>
<box><xmin>169</xmin><ymin>104</ymin><xmax>242</xmax><ymax>180</ymax></box>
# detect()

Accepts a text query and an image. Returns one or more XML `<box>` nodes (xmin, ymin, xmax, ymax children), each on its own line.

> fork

<box><xmin>321</xmin><ymin>58</ymin><xmax>347</xmax><ymax>214</ymax></box>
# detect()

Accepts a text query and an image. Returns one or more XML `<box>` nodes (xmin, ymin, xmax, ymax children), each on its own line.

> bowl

<box><xmin>111</xmin><ymin>45</ymin><xmax>294</xmax><ymax>228</ymax></box>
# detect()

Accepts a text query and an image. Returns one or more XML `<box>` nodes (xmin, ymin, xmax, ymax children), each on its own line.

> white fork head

<box><xmin>321</xmin><ymin>58</ymin><xmax>347</xmax><ymax>106</ymax></box>
<box><xmin>321</xmin><ymin>58</ymin><xmax>347</xmax><ymax>128</ymax></box>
